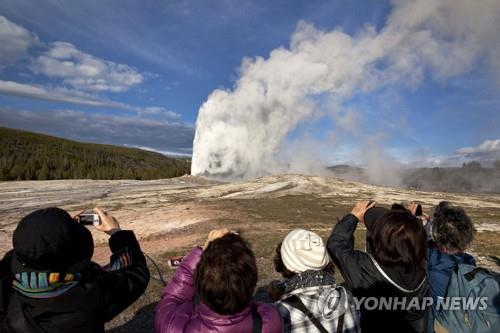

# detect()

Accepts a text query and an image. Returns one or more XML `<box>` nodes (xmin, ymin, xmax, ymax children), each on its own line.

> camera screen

<box><xmin>79</xmin><ymin>214</ymin><xmax>95</xmax><ymax>225</ymax></box>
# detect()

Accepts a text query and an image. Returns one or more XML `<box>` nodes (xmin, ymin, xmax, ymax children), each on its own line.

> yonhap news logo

<box><xmin>318</xmin><ymin>293</ymin><xmax>489</xmax><ymax>319</ymax></box>
<box><xmin>351</xmin><ymin>296</ymin><xmax>488</xmax><ymax>311</ymax></box>
<box><xmin>317</xmin><ymin>287</ymin><xmax>350</xmax><ymax>320</ymax></box>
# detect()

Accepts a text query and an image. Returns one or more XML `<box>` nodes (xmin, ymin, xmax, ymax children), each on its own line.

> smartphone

<box><xmin>78</xmin><ymin>213</ymin><xmax>101</xmax><ymax>226</ymax></box>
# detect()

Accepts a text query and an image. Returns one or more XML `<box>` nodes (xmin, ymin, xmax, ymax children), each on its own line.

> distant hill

<box><xmin>401</xmin><ymin>165</ymin><xmax>500</xmax><ymax>193</ymax></box>
<box><xmin>0</xmin><ymin>126</ymin><xmax>190</xmax><ymax>181</ymax></box>
<box><xmin>328</xmin><ymin>163</ymin><xmax>500</xmax><ymax>193</ymax></box>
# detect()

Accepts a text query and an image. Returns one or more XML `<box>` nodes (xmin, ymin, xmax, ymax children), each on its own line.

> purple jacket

<box><xmin>155</xmin><ymin>247</ymin><xmax>283</xmax><ymax>333</ymax></box>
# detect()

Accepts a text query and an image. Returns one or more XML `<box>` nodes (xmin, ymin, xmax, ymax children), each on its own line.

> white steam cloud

<box><xmin>192</xmin><ymin>0</ymin><xmax>500</xmax><ymax>179</ymax></box>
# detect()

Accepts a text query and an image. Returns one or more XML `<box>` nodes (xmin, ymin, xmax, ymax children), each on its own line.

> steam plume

<box><xmin>192</xmin><ymin>0</ymin><xmax>500</xmax><ymax>179</ymax></box>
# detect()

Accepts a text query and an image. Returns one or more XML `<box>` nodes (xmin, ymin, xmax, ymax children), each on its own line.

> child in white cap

<box><xmin>269</xmin><ymin>229</ymin><xmax>360</xmax><ymax>333</ymax></box>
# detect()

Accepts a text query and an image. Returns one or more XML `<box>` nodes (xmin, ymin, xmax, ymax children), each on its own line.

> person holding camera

<box><xmin>0</xmin><ymin>207</ymin><xmax>149</xmax><ymax>332</ymax></box>
<box><xmin>327</xmin><ymin>201</ymin><xmax>429</xmax><ymax>333</ymax></box>
<box><xmin>155</xmin><ymin>229</ymin><xmax>283</xmax><ymax>333</ymax></box>
<box><xmin>418</xmin><ymin>202</ymin><xmax>479</xmax><ymax>333</ymax></box>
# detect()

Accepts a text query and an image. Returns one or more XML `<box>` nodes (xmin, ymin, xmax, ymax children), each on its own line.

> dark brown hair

<box><xmin>432</xmin><ymin>201</ymin><xmax>475</xmax><ymax>252</ymax></box>
<box><xmin>273</xmin><ymin>242</ymin><xmax>335</xmax><ymax>277</ymax></box>
<box><xmin>372</xmin><ymin>210</ymin><xmax>427</xmax><ymax>270</ymax></box>
<box><xmin>195</xmin><ymin>233</ymin><xmax>257</xmax><ymax>315</ymax></box>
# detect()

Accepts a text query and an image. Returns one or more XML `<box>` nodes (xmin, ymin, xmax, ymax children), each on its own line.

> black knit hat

<box><xmin>11</xmin><ymin>207</ymin><xmax>94</xmax><ymax>273</ymax></box>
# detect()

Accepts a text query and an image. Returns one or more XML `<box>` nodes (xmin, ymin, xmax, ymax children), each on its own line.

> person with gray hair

<box><xmin>269</xmin><ymin>229</ymin><xmax>360</xmax><ymax>333</ymax></box>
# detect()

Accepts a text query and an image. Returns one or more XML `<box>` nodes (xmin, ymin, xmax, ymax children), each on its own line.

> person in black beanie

<box><xmin>0</xmin><ymin>207</ymin><xmax>149</xmax><ymax>333</ymax></box>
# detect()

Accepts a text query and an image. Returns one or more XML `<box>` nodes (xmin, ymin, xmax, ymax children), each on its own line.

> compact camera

<box><xmin>167</xmin><ymin>256</ymin><xmax>184</xmax><ymax>268</ymax></box>
<box><xmin>78</xmin><ymin>213</ymin><xmax>101</xmax><ymax>226</ymax></box>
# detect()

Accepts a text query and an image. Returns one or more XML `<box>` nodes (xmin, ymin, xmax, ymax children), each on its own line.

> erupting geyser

<box><xmin>191</xmin><ymin>0</ymin><xmax>500</xmax><ymax>179</ymax></box>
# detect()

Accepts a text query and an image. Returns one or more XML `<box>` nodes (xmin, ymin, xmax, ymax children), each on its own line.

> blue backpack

<box><xmin>435</xmin><ymin>263</ymin><xmax>500</xmax><ymax>332</ymax></box>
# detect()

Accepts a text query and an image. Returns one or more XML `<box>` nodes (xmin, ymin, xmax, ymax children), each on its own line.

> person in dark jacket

<box><xmin>155</xmin><ymin>229</ymin><xmax>283</xmax><ymax>333</ymax></box>
<box><xmin>0</xmin><ymin>207</ymin><xmax>149</xmax><ymax>333</ymax></box>
<box><xmin>0</xmin><ymin>251</ymin><xmax>12</xmax><ymax>332</ymax></box>
<box><xmin>418</xmin><ymin>201</ymin><xmax>476</xmax><ymax>333</ymax></box>
<box><xmin>327</xmin><ymin>201</ymin><xmax>429</xmax><ymax>333</ymax></box>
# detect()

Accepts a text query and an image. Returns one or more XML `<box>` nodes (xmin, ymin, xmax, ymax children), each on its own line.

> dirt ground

<box><xmin>0</xmin><ymin>174</ymin><xmax>499</xmax><ymax>332</ymax></box>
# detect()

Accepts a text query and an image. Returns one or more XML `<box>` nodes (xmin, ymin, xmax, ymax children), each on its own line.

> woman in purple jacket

<box><xmin>155</xmin><ymin>229</ymin><xmax>283</xmax><ymax>333</ymax></box>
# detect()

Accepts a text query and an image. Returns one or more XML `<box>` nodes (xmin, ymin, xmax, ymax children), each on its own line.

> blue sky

<box><xmin>0</xmin><ymin>0</ymin><xmax>499</xmax><ymax>165</ymax></box>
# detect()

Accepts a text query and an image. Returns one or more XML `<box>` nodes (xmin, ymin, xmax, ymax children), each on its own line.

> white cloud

<box><xmin>32</xmin><ymin>42</ymin><xmax>143</xmax><ymax>92</ymax></box>
<box><xmin>0</xmin><ymin>108</ymin><xmax>194</xmax><ymax>154</ymax></box>
<box><xmin>0</xmin><ymin>17</ymin><xmax>182</xmax><ymax>121</ymax></box>
<box><xmin>0</xmin><ymin>16</ymin><xmax>38</xmax><ymax>67</ymax></box>
<box><xmin>0</xmin><ymin>80</ymin><xmax>127</xmax><ymax>108</ymax></box>
<box><xmin>139</xmin><ymin>106</ymin><xmax>181</xmax><ymax>119</ymax></box>
<box><xmin>452</xmin><ymin>139</ymin><xmax>500</xmax><ymax>166</ymax></box>
<box><xmin>414</xmin><ymin>139</ymin><xmax>500</xmax><ymax>167</ymax></box>
<box><xmin>457</xmin><ymin>139</ymin><xmax>500</xmax><ymax>154</ymax></box>
<box><xmin>0</xmin><ymin>80</ymin><xmax>183</xmax><ymax>122</ymax></box>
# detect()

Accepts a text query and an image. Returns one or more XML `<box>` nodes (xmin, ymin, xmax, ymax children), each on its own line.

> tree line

<box><xmin>0</xmin><ymin>126</ymin><xmax>191</xmax><ymax>181</ymax></box>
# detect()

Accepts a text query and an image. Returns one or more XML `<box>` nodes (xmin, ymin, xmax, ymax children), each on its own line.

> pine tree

<box><xmin>0</xmin><ymin>126</ymin><xmax>190</xmax><ymax>180</ymax></box>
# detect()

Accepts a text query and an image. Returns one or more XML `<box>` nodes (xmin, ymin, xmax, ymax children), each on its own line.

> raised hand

<box><xmin>203</xmin><ymin>228</ymin><xmax>230</xmax><ymax>250</ymax></box>
<box><xmin>93</xmin><ymin>207</ymin><xmax>121</xmax><ymax>236</ymax></box>
<box><xmin>351</xmin><ymin>200</ymin><xmax>376</xmax><ymax>223</ymax></box>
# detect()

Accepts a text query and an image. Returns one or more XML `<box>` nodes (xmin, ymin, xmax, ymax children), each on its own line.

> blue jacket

<box><xmin>426</xmin><ymin>241</ymin><xmax>476</xmax><ymax>333</ymax></box>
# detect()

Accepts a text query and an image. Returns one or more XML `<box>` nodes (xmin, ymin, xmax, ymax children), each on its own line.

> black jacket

<box><xmin>0</xmin><ymin>253</ymin><xmax>11</xmax><ymax>332</ymax></box>
<box><xmin>327</xmin><ymin>214</ymin><xmax>428</xmax><ymax>333</ymax></box>
<box><xmin>2</xmin><ymin>230</ymin><xmax>149</xmax><ymax>333</ymax></box>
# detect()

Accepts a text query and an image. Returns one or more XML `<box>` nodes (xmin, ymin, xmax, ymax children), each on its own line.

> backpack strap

<box><xmin>450</xmin><ymin>255</ymin><xmax>484</xmax><ymax>280</ymax></box>
<box><xmin>463</xmin><ymin>267</ymin><xmax>490</xmax><ymax>281</ymax></box>
<box><xmin>450</xmin><ymin>255</ymin><xmax>461</xmax><ymax>273</ymax></box>
<box><xmin>423</xmin><ymin>305</ymin><xmax>430</xmax><ymax>333</ymax></box>
<box><xmin>252</xmin><ymin>305</ymin><xmax>262</xmax><ymax>333</ymax></box>
<box><xmin>282</xmin><ymin>295</ymin><xmax>330</xmax><ymax>333</ymax></box>
<box><xmin>336</xmin><ymin>311</ymin><xmax>345</xmax><ymax>333</ymax></box>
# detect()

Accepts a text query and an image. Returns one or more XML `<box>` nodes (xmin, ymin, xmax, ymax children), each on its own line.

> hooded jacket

<box><xmin>1</xmin><ymin>208</ymin><xmax>149</xmax><ymax>333</ymax></box>
<box><xmin>155</xmin><ymin>247</ymin><xmax>283</xmax><ymax>333</ymax></box>
<box><xmin>327</xmin><ymin>214</ymin><xmax>429</xmax><ymax>333</ymax></box>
